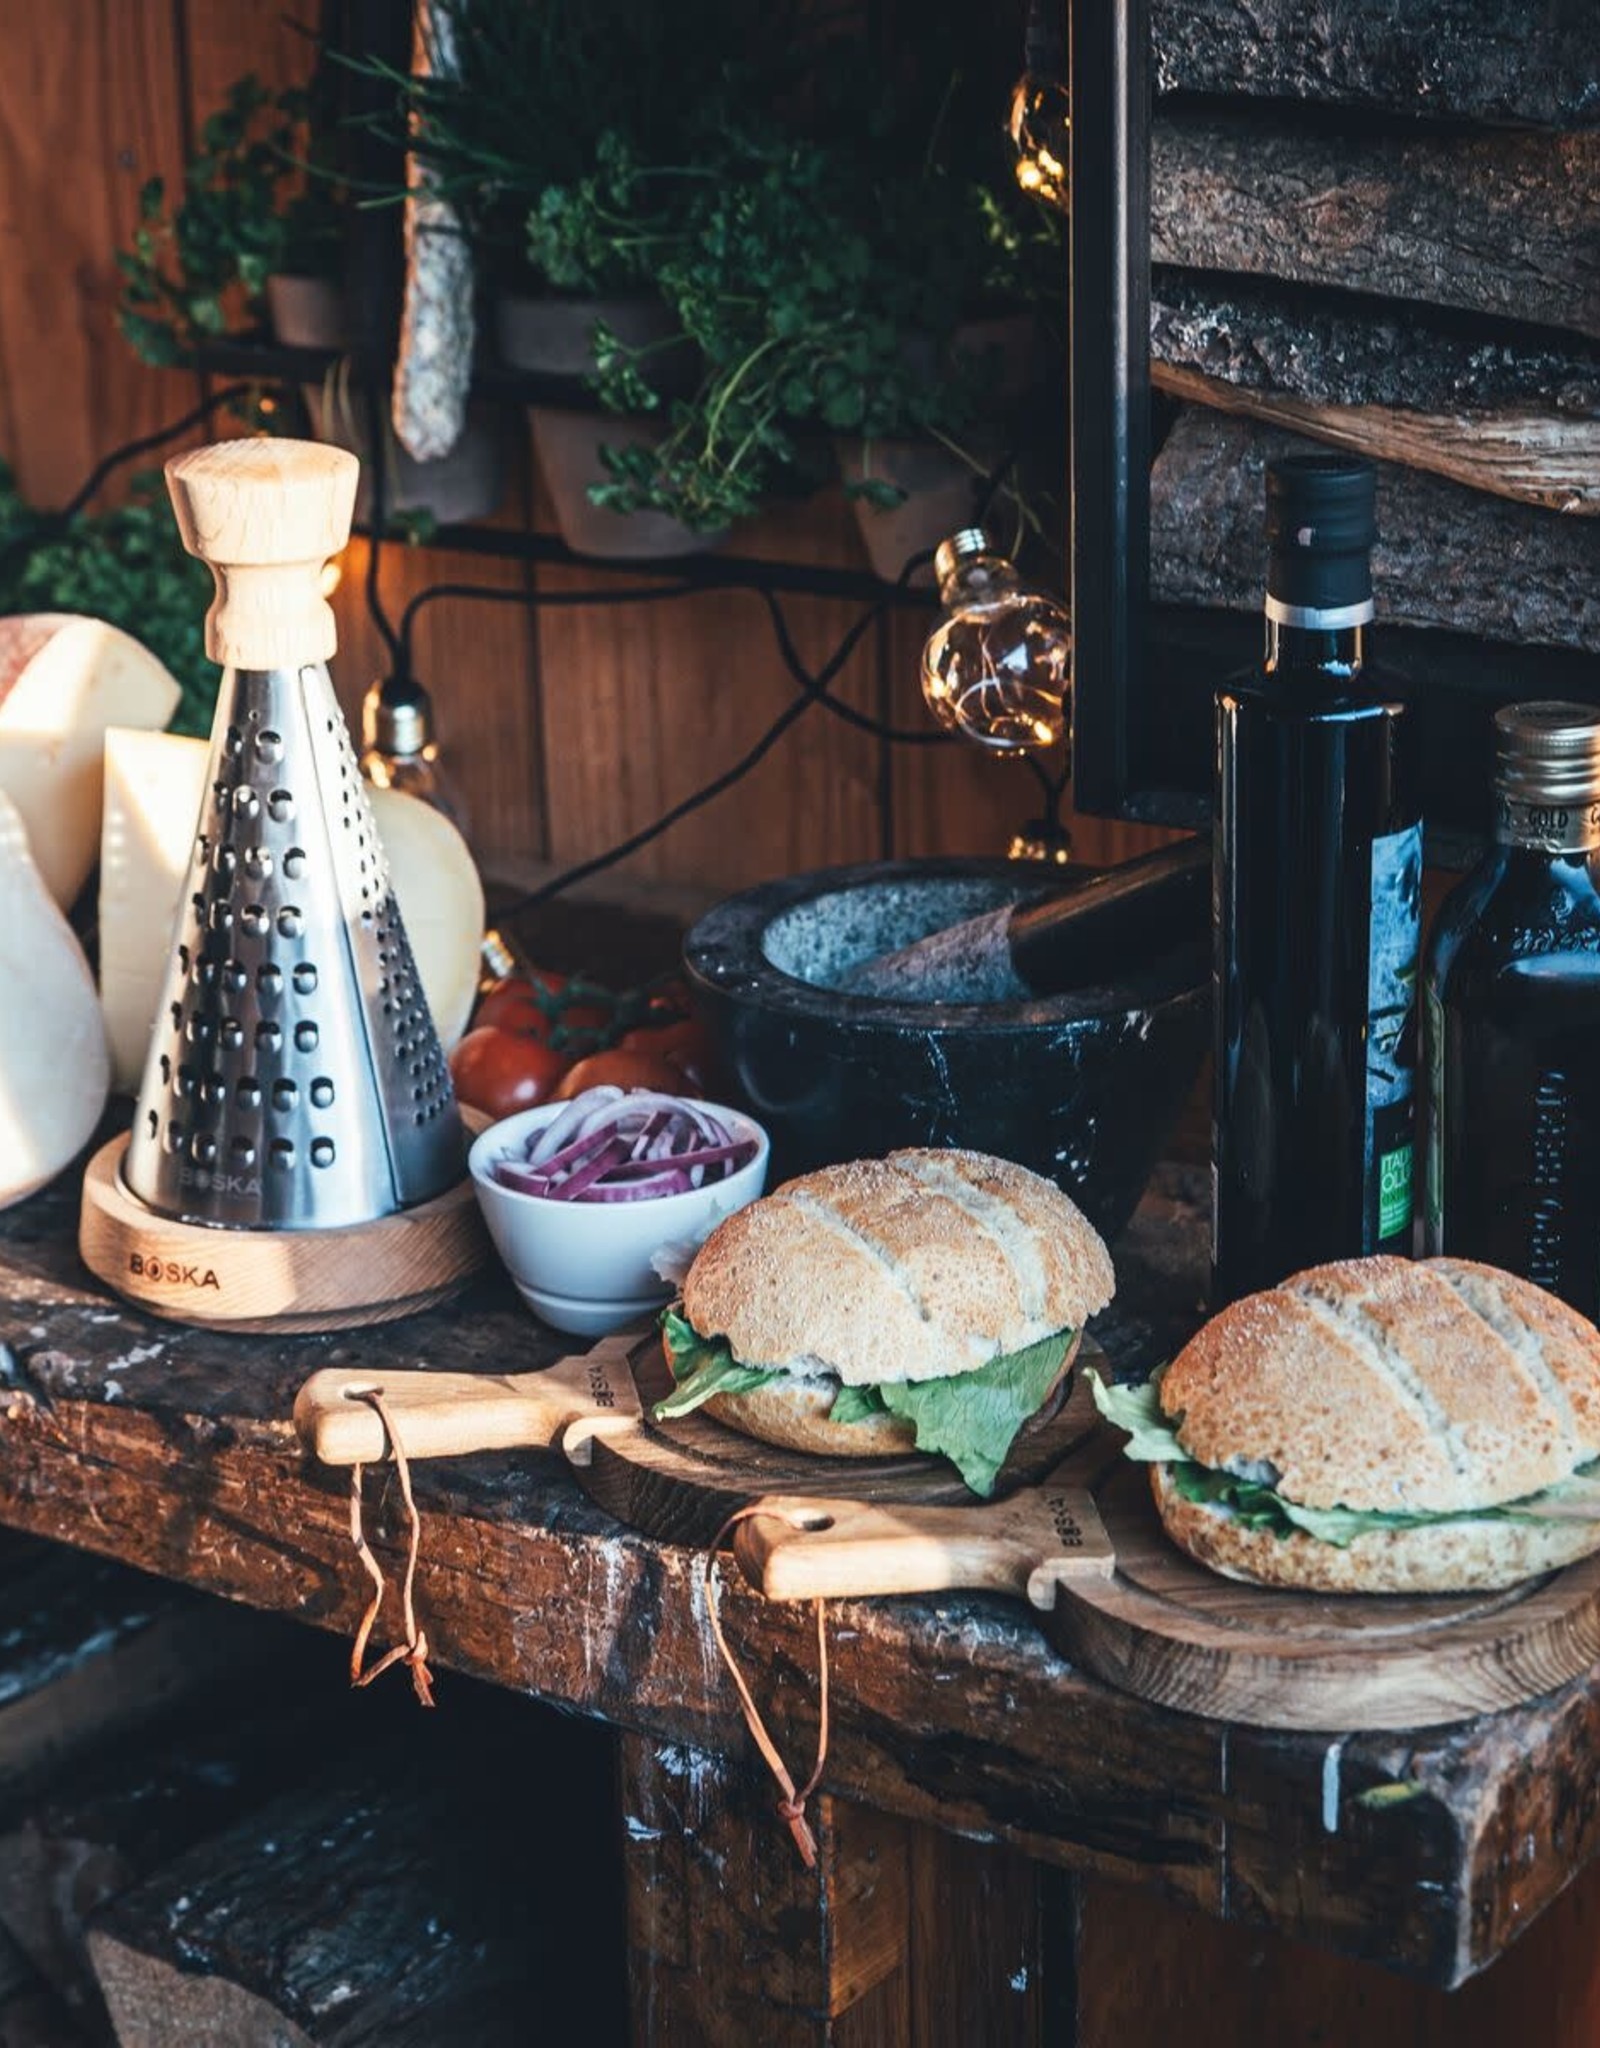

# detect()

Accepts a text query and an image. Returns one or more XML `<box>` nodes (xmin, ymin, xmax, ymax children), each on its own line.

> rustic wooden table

<box><xmin>3</xmin><ymin>1134</ymin><xmax>1600</xmax><ymax>2045</ymax></box>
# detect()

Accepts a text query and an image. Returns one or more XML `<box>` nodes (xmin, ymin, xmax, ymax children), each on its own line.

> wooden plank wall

<box><xmin>0</xmin><ymin>0</ymin><xmax>1165</xmax><ymax>900</ymax></box>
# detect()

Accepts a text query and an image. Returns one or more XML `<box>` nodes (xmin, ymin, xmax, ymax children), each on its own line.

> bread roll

<box><xmin>683</xmin><ymin>1148</ymin><xmax>1114</xmax><ymax>1387</ymax></box>
<box><xmin>1160</xmin><ymin>1257</ymin><xmax>1600</xmax><ymax>1515</ymax></box>
<box><xmin>1151</xmin><ymin>1256</ymin><xmax>1600</xmax><ymax>1593</ymax></box>
<box><xmin>1152</xmin><ymin>1462</ymin><xmax>1600</xmax><ymax>1594</ymax></box>
<box><xmin>703</xmin><ymin>1382</ymin><xmax>918</xmax><ymax>1459</ymax></box>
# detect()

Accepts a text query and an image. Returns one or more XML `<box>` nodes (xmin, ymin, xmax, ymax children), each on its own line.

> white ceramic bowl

<box><xmin>468</xmin><ymin>1097</ymin><xmax>770</xmax><ymax>1336</ymax></box>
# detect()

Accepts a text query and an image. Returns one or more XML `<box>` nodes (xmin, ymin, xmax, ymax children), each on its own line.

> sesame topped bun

<box><xmin>659</xmin><ymin>1148</ymin><xmax>1114</xmax><ymax>1497</ymax></box>
<box><xmin>684</xmin><ymin>1148</ymin><xmax>1113</xmax><ymax>1388</ymax></box>
<box><xmin>1096</xmin><ymin>1256</ymin><xmax>1600</xmax><ymax>1593</ymax></box>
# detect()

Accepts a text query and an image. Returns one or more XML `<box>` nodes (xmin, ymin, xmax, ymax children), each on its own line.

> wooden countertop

<box><xmin>1</xmin><ymin>1141</ymin><xmax>1597</xmax><ymax>1993</ymax></box>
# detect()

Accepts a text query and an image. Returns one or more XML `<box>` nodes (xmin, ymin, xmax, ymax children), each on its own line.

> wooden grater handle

<box><xmin>731</xmin><ymin>1482</ymin><xmax>1117</xmax><ymax>1606</ymax></box>
<box><xmin>165</xmin><ymin>439</ymin><xmax>359</xmax><ymax>669</ymax></box>
<box><xmin>294</xmin><ymin>1334</ymin><xmax>643</xmax><ymax>1467</ymax></box>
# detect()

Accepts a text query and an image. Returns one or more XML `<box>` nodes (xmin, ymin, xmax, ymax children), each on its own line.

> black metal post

<box><xmin>1068</xmin><ymin>0</ymin><xmax>1150</xmax><ymax>817</ymax></box>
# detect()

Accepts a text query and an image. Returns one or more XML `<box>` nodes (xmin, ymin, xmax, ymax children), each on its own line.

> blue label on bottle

<box><xmin>1368</xmin><ymin>823</ymin><xmax>1423</xmax><ymax>1249</ymax></box>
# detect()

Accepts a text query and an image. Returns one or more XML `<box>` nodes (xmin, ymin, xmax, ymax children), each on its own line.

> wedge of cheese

<box><xmin>0</xmin><ymin>789</ymin><xmax>111</xmax><ymax>1208</ymax></box>
<box><xmin>0</xmin><ymin>616</ymin><xmax>182</xmax><ymax>910</ymax></box>
<box><xmin>99</xmin><ymin>728</ymin><xmax>485</xmax><ymax>1094</ymax></box>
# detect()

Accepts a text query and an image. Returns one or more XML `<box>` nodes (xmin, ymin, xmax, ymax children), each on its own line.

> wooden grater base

<box><xmin>78</xmin><ymin>1134</ymin><xmax>490</xmax><ymax>1334</ymax></box>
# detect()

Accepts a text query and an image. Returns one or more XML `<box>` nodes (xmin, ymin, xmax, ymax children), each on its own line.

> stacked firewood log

<box><xmin>1146</xmin><ymin>1</ymin><xmax>1599</xmax><ymax>717</ymax></box>
<box><xmin>0</xmin><ymin>1531</ymin><xmax>623</xmax><ymax>2046</ymax></box>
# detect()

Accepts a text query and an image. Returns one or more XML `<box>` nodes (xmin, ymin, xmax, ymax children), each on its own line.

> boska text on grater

<box><xmin>78</xmin><ymin>439</ymin><xmax>488</xmax><ymax>1330</ymax></box>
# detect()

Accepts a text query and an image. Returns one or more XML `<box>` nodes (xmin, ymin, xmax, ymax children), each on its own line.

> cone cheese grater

<box><xmin>124</xmin><ymin>439</ymin><xmax>466</xmax><ymax>1232</ymax></box>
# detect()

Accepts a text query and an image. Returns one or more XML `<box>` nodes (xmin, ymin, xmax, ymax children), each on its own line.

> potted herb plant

<box><xmin>578</xmin><ymin>112</ymin><xmax>1063</xmax><ymax>577</ymax></box>
<box><xmin>360</xmin><ymin>0</ymin><xmax>765</xmax><ymax>557</ymax></box>
<box><xmin>118</xmin><ymin>75</ymin><xmax>342</xmax><ymax>370</ymax></box>
<box><xmin>349</xmin><ymin>0</ymin><xmax>1063</xmax><ymax>563</ymax></box>
<box><xmin>117</xmin><ymin>71</ymin><xmax>505</xmax><ymax>530</ymax></box>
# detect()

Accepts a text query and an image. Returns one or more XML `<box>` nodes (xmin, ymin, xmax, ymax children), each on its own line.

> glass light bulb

<box><xmin>920</xmin><ymin>530</ymin><xmax>1071</xmax><ymax>754</ymax></box>
<box><xmin>1007</xmin><ymin>0</ymin><xmax>1070</xmax><ymax>214</ymax></box>
<box><xmin>358</xmin><ymin>674</ymin><xmax>472</xmax><ymax>840</ymax></box>
<box><xmin>1007</xmin><ymin>75</ymin><xmax>1071</xmax><ymax>214</ymax></box>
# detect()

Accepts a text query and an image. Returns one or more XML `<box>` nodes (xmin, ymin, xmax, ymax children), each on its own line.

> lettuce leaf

<box><xmin>829</xmin><ymin>1384</ymin><xmax>889</xmax><ymax>1425</ymax></box>
<box><xmin>655</xmin><ymin>1309</ymin><xmax>1074</xmax><ymax>1494</ymax></box>
<box><xmin>1088</xmin><ymin>1367</ymin><xmax>1600</xmax><ymax>1547</ymax></box>
<box><xmin>1085</xmin><ymin>1371</ymin><xmax>1186</xmax><ymax>1462</ymax></box>
<box><xmin>877</xmin><ymin>1332</ymin><xmax>1074</xmax><ymax>1499</ymax></box>
<box><xmin>653</xmin><ymin>1309</ymin><xmax>781</xmax><ymax>1418</ymax></box>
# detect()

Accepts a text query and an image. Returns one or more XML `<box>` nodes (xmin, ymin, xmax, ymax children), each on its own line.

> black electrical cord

<box><xmin>495</xmin><ymin>593</ymin><xmax>894</xmax><ymax>918</ymax></box>
<box><xmin>57</xmin><ymin>381</ymin><xmax>256</xmax><ymax>522</ymax></box>
<box><xmin>757</xmin><ymin>584</ymin><xmax>951</xmax><ymax>747</ymax></box>
<box><xmin>395</xmin><ymin>575</ymin><xmax>701</xmax><ymax>672</ymax></box>
<box><xmin>358</xmin><ymin>377</ymin><xmax>402</xmax><ymax>668</ymax></box>
<box><xmin>4</xmin><ymin>391</ymin><xmax>1061</xmax><ymax>915</ymax></box>
<box><xmin>0</xmin><ymin>380</ymin><xmax>256</xmax><ymax>581</ymax></box>
<box><xmin>392</xmin><ymin>568</ymin><xmax>955</xmax><ymax>752</ymax></box>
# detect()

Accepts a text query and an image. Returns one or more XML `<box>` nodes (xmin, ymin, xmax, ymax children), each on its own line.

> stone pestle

<box><xmin>839</xmin><ymin>837</ymin><xmax>1211</xmax><ymax>1003</ymax></box>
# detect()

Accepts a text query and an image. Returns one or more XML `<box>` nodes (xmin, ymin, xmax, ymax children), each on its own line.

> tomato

<box><xmin>475</xmin><ymin>969</ymin><xmax>616</xmax><ymax>1048</ymax></box>
<box><xmin>616</xmin><ymin>1016</ymin><xmax>722</xmax><ymax>1092</ymax></box>
<box><xmin>552</xmin><ymin>1048</ymin><xmax>699</xmax><ymax>1100</ymax></box>
<box><xmin>547</xmin><ymin>999</ymin><xmax>613</xmax><ymax>1049</ymax></box>
<box><xmin>474</xmin><ymin>980</ymin><xmax>558</xmax><ymax>1039</ymax></box>
<box><xmin>449</xmin><ymin>1028</ymin><xmax>571</xmax><ymax>1121</ymax></box>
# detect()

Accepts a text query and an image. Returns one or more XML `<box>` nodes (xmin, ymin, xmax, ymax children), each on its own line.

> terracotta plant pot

<box><xmin>834</xmin><ymin>434</ymin><xmax>993</xmax><ymax>586</ymax></box>
<box><xmin>264</xmin><ymin>272</ymin><xmax>346</xmax><ymax>349</ymax></box>
<box><xmin>265</xmin><ymin>274</ymin><xmax>506</xmax><ymax>528</ymax></box>
<box><xmin>837</xmin><ymin>314</ymin><xmax>1046</xmax><ymax>584</ymax></box>
<box><xmin>496</xmin><ymin>291</ymin><xmax>723</xmax><ymax>560</ymax></box>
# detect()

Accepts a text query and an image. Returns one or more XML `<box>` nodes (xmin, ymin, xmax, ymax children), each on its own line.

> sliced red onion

<box><xmin>582</xmin><ymin>1169</ymin><xmax>697</xmax><ymax>1202</ymax></box>
<box><xmin>526</xmin><ymin>1086</ymin><xmax>625</xmax><ymax>1166</ymax></box>
<box><xmin>491</xmin><ymin>1087</ymin><xmax>756</xmax><ymax>1203</ymax></box>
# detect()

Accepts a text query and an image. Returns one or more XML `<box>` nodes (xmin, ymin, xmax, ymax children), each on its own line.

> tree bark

<box><xmin>1150</xmin><ymin>409</ymin><xmax>1600</xmax><ymax>651</ymax></box>
<box><xmin>1153</xmin><ymin>363</ymin><xmax>1600</xmax><ymax>514</ymax></box>
<box><xmin>0</xmin><ymin>1647</ymin><xmax>369</xmax><ymax>2028</ymax></box>
<box><xmin>1152</xmin><ymin>272</ymin><xmax>1600</xmax><ymax>410</ymax></box>
<box><xmin>86</xmin><ymin>1698</ymin><xmax>622</xmax><ymax>2047</ymax></box>
<box><xmin>1152</xmin><ymin>118</ymin><xmax>1600</xmax><ymax>341</ymax></box>
<box><xmin>1150</xmin><ymin>276</ymin><xmax>1600</xmax><ymax>510</ymax></box>
<box><xmin>1152</xmin><ymin>0</ymin><xmax>1600</xmax><ymax>129</ymax></box>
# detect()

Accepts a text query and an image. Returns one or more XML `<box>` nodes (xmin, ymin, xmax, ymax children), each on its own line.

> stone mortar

<box><xmin>683</xmin><ymin>857</ymin><xmax>1209</xmax><ymax>1243</ymax></box>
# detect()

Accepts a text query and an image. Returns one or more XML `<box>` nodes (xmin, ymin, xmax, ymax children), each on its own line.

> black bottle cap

<box><xmin>1265</xmin><ymin>455</ymin><xmax>1377</xmax><ymax>617</ymax></box>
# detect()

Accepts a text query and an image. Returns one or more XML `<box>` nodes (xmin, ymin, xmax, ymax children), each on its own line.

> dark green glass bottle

<box><xmin>1212</xmin><ymin>455</ymin><xmax>1423</xmax><ymax>1305</ymax></box>
<box><xmin>1424</xmin><ymin>703</ymin><xmax>1600</xmax><ymax>1318</ymax></box>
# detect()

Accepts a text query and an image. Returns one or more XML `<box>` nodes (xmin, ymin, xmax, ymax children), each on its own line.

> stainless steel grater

<box><xmin>123</xmin><ymin>439</ymin><xmax>467</xmax><ymax>1232</ymax></box>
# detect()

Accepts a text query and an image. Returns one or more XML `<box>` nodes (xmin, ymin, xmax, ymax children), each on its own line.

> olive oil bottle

<box><xmin>1424</xmin><ymin>703</ymin><xmax>1600</xmax><ymax>1318</ymax></box>
<box><xmin>1212</xmin><ymin>455</ymin><xmax>1423</xmax><ymax>1305</ymax></box>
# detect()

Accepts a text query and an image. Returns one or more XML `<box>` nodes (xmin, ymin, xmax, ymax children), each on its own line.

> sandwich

<box><xmin>1092</xmin><ymin>1255</ymin><xmax>1600</xmax><ymax>1593</ymax></box>
<box><xmin>654</xmin><ymin>1148</ymin><xmax>1115</xmax><ymax>1497</ymax></box>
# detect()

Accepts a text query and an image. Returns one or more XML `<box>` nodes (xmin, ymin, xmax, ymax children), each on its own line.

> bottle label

<box><xmin>1495</xmin><ymin>793</ymin><xmax>1600</xmax><ymax>855</ymax></box>
<box><xmin>1367</xmin><ymin>823</ymin><xmax>1423</xmax><ymax>1250</ymax></box>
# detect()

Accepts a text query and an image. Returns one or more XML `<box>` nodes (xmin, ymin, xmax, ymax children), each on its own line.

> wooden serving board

<box><xmin>293</xmin><ymin>1333</ymin><xmax>1600</xmax><ymax>1731</ymax></box>
<box><xmin>293</xmin><ymin>1323</ymin><xmax>1089</xmax><ymax>1540</ymax></box>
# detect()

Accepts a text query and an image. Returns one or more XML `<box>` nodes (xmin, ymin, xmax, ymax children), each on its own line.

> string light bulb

<box><xmin>358</xmin><ymin>671</ymin><xmax>471</xmax><ymax>837</ymax></box>
<box><xmin>1007</xmin><ymin>0</ymin><xmax>1070</xmax><ymax>214</ymax></box>
<box><xmin>920</xmin><ymin>528</ymin><xmax>1072</xmax><ymax>755</ymax></box>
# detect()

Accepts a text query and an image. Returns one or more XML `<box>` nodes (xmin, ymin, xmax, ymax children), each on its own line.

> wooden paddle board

<box><xmin>293</xmin><ymin>1334</ymin><xmax>1600</xmax><ymax>1732</ymax></box>
<box><xmin>293</xmin><ymin>1322</ymin><xmax>1090</xmax><ymax>1541</ymax></box>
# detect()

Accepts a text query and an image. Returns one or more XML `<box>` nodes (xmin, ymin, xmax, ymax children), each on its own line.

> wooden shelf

<box><xmin>193</xmin><ymin>333</ymin><xmax>939</xmax><ymax>609</ymax></box>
